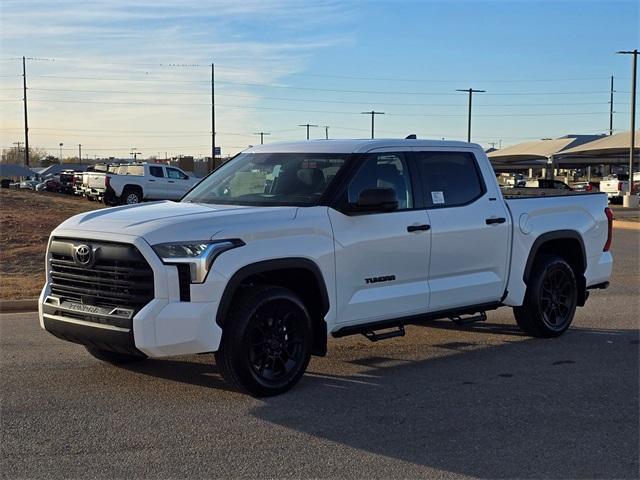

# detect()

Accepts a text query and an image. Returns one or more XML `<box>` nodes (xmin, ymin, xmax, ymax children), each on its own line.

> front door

<box><xmin>413</xmin><ymin>149</ymin><xmax>511</xmax><ymax>312</ymax></box>
<box><xmin>329</xmin><ymin>151</ymin><xmax>431</xmax><ymax>327</ymax></box>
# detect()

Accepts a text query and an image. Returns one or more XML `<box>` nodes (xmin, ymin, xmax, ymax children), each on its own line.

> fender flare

<box><xmin>216</xmin><ymin>258</ymin><xmax>331</xmax><ymax>355</ymax></box>
<box><xmin>522</xmin><ymin>230</ymin><xmax>586</xmax><ymax>283</ymax></box>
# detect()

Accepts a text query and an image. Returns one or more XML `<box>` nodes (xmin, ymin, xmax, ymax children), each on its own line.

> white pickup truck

<box><xmin>599</xmin><ymin>173</ymin><xmax>639</xmax><ymax>203</ymax></box>
<box><xmin>85</xmin><ymin>163</ymin><xmax>198</xmax><ymax>204</ymax></box>
<box><xmin>39</xmin><ymin>139</ymin><xmax>613</xmax><ymax>396</ymax></box>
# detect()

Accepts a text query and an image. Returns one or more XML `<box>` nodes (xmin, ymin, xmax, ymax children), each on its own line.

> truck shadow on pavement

<box><xmin>252</xmin><ymin>323</ymin><xmax>640</xmax><ymax>479</ymax></box>
<box><xmin>126</xmin><ymin>322</ymin><xmax>639</xmax><ymax>478</ymax></box>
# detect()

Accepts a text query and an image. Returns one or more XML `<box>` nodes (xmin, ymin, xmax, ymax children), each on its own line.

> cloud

<box><xmin>0</xmin><ymin>0</ymin><xmax>355</xmax><ymax>157</ymax></box>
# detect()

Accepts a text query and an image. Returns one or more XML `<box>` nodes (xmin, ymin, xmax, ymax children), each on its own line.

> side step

<box><xmin>362</xmin><ymin>324</ymin><xmax>405</xmax><ymax>342</ymax></box>
<box><xmin>449</xmin><ymin>311</ymin><xmax>487</xmax><ymax>326</ymax></box>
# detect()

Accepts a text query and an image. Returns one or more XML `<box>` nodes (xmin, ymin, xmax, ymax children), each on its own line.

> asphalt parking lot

<box><xmin>1</xmin><ymin>228</ymin><xmax>638</xmax><ymax>479</ymax></box>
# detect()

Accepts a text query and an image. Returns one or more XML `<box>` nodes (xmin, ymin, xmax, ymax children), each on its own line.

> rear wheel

<box><xmin>85</xmin><ymin>346</ymin><xmax>147</xmax><ymax>364</ymax></box>
<box><xmin>215</xmin><ymin>285</ymin><xmax>312</xmax><ymax>397</ymax></box>
<box><xmin>514</xmin><ymin>255</ymin><xmax>578</xmax><ymax>337</ymax></box>
<box><xmin>121</xmin><ymin>188</ymin><xmax>142</xmax><ymax>205</ymax></box>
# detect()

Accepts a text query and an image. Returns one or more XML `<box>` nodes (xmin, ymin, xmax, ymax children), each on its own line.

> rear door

<box><xmin>413</xmin><ymin>149</ymin><xmax>511</xmax><ymax>312</ymax></box>
<box><xmin>329</xmin><ymin>149</ymin><xmax>431</xmax><ymax>326</ymax></box>
<box><xmin>147</xmin><ymin>165</ymin><xmax>167</xmax><ymax>199</ymax></box>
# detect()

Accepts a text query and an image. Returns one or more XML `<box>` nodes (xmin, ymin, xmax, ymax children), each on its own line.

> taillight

<box><xmin>604</xmin><ymin>207</ymin><xmax>613</xmax><ymax>252</ymax></box>
<box><xmin>586</xmin><ymin>184</ymin><xmax>592</xmax><ymax>192</ymax></box>
<box><xmin>618</xmin><ymin>182</ymin><xmax>623</xmax><ymax>191</ymax></box>
<box><xmin>105</xmin><ymin>175</ymin><xmax>111</xmax><ymax>188</ymax></box>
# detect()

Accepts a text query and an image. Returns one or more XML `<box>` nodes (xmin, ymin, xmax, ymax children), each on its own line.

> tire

<box><xmin>121</xmin><ymin>188</ymin><xmax>142</xmax><ymax>205</ymax></box>
<box><xmin>103</xmin><ymin>191</ymin><xmax>117</xmax><ymax>206</ymax></box>
<box><xmin>85</xmin><ymin>346</ymin><xmax>147</xmax><ymax>365</ymax></box>
<box><xmin>215</xmin><ymin>285</ymin><xmax>313</xmax><ymax>397</ymax></box>
<box><xmin>514</xmin><ymin>255</ymin><xmax>578</xmax><ymax>338</ymax></box>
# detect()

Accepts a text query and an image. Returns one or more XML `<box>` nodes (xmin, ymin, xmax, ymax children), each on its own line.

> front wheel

<box><xmin>514</xmin><ymin>255</ymin><xmax>578</xmax><ymax>338</ymax></box>
<box><xmin>215</xmin><ymin>285</ymin><xmax>312</xmax><ymax>397</ymax></box>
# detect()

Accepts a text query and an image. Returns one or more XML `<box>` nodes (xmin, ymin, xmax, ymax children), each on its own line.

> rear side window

<box><xmin>149</xmin><ymin>166</ymin><xmax>164</xmax><ymax>178</ymax></box>
<box><xmin>166</xmin><ymin>167</ymin><xmax>188</xmax><ymax>180</ymax></box>
<box><xmin>414</xmin><ymin>151</ymin><xmax>485</xmax><ymax>207</ymax></box>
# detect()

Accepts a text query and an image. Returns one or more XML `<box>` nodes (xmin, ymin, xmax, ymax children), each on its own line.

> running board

<box><xmin>449</xmin><ymin>311</ymin><xmax>487</xmax><ymax>326</ymax></box>
<box><xmin>362</xmin><ymin>324</ymin><xmax>405</xmax><ymax>342</ymax></box>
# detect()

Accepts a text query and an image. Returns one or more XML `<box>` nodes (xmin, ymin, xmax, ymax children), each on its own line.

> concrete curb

<box><xmin>613</xmin><ymin>220</ymin><xmax>640</xmax><ymax>231</ymax></box>
<box><xmin>0</xmin><ymin>299</ymin><xmax>38</xmax><ymax>313</ymax></box>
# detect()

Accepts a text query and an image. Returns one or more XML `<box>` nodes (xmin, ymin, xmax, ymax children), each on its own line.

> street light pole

<box><xmin>78</xmin><ymin>144</ymin><xmax>82</xmax><ymax>165</ymax></box>
<box><xmin>59</xmin><ymin>143</ymin><xmax>63</xmax><ymax>162</ymax></box>
<box><xmin>360</xmin><ymin>111</ymin><xmax>385</xmax><ymax>139</ymax></box>
<box><xmin>324</xmin><ymin>125</ymin><xmax>330</xmax><ymax>140</ymax></box>
<box><xmin>456</xmin><ymin>88</ymin><xmax>485</xmax><ymax>142</ymax></box>
<box><xmin>617</xmin><ymin>49</ymin><xmax>638</xmax><ymax>204</ymax></box>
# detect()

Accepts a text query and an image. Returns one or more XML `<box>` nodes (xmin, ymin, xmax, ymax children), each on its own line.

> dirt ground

<box><xmin>0</xmin><ymin>189</ymin><xmax>104</xmax><ymax>300</ymax></box>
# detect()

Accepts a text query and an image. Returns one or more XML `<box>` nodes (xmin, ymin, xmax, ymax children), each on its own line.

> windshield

<box><xmin>182</xmin><ymin>152</ymin><xmax>349</xmax><ymax>206</ymax></box>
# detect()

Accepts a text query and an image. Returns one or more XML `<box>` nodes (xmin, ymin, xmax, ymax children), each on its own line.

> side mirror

<box><xmin>349</xmin><ymin>187</ymin><xmax>398</xmax><ymax>213</ymax></box>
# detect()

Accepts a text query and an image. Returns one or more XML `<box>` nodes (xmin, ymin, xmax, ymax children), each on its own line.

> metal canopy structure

<box><xmin>487</xmin><ymin>135</ymin><xmax>604</xmax><ymax>165</ymax></box>
<box><xmin>558</xmin><ymin>130</ymin><xmax>639</xmax><ymax>157</ymax></box>
<box><xmin>0</xmin><ymin>163</ymin><xmax>36</xmax><ymax>178</ymax></box>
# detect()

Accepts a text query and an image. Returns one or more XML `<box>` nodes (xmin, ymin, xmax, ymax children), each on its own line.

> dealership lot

<box><xmin>1</xmin><ymin>228</ymin><xmax>638</xmax><ymax>479</ymax></box>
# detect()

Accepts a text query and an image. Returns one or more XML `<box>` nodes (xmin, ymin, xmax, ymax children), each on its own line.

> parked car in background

<box><xmin>97</xmin><ymin>163</ymin><xmax>199</xmax><ymax>205</ymax></box>
<box><xmin>57</xmin><ymin>170</ymin><xmax>76</xmax><ymax>194</ymax></box>
<box><xmin>0</xmin><ymin>179</ymin><xmax>12</xmax><ymax>188</ymax></box>
<box><xmin>525</xmin><ymin>179</ymin><xmax>573</xmax><ymax>190</ymax></box>
<box><xmin>18</xmin><ymin>179</ymin><xmax>39</xmax><ymax>190</ymax></box>
<box><xmin>571</xmin><ymin>181</ymin><xmax>600</xmax><ymax>193</ymax></box>
<box><xmin>600</xmin><ymin>174</ymin><xmax>638</xmax><ymax>203</ymax></box>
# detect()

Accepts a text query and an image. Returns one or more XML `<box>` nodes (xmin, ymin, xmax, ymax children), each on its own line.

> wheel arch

<box><xmin>523</xmin><ymin>230</ymin><xmax>587</xmax><ymax>305</ymax></box>
<box><xmin>216</xmin><ymin>258</ymin><xmax>330</xmax><ymax>356</ymax></box>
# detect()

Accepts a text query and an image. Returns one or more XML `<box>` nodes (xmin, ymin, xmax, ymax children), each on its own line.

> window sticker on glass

<box><xmin>431</xmin><ymin>191</ymin><xmax>445</xmax><ymax>204</ymax></box>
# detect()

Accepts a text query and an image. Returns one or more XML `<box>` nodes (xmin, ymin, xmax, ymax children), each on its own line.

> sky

<box><xmin>0</xmin><ymin>0</ymin><xmax>638</xmax><ymax>160</ymax></box>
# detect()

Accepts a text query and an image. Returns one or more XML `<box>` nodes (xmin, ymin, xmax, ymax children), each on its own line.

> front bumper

<box><xmin>39</xmin><ymin>230</ymin><xmax>224</xmax><ymax>358</ymax></box>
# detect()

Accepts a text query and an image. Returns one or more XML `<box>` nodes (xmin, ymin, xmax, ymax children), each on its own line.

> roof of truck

<box><xmin>247</xmin><ymin>139</ymin><xmax>479</xmax><ymax>154</ymax></box>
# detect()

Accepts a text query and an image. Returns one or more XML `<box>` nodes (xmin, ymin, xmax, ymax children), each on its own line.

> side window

<box><xmin>166</xmin><ymin>167</ymin><xmax>188</xmax><ymax>180</ymax></box>
<box><xmin>149</xmin><ymin>166</ymin><xmax>164</xmax><ymax>178</ymax></box>
<box><xmin>346</xmin><ymin>153</ymin><xmax>413</xmax><ymax>210</ymax></box>
<box><xmin>415</xmin><ymin>151</ymin><xmax>485</xmax><ymax>207</ymax></box>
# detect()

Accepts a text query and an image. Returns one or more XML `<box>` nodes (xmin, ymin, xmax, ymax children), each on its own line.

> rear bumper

<box><xmin>585</xmin><ymin>251</ymin><xmax>613</xmax><ymax>289</ymax></box>
<box><xmin>39</xmin><ymin>230</ymin><xmax>224</xmax><ymax>358</ymax></box>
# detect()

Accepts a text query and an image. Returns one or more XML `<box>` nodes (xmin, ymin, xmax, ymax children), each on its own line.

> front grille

<box><xmin>48</xmin><ymin>238</ymin><xmax>154</xmax><ymax>311</ymax></box>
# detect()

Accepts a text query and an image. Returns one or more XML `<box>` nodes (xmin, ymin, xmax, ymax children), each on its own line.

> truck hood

<box><xmin>56</xmin><ymin>201</ymin><xmax>298</xmax><ymax>244</ymax></box>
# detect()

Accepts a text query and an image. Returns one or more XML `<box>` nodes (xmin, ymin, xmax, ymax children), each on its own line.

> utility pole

<box><xmin>253</xmin><ymin>132</ymin><xmax>270</xmax><ymax>145</ymax></box>
<box><xmin>298</xmin><ymin>123</ymin><xmax>318</xmax><ymax>140</ymax></box>
<box><xmin>324</xmin><ymin>125</ymin><xmax>330</xmax><ymax>140</ymax></box>
<box><xmin>130</xmin><ymin>149</ymin><xmax>139</xmax><ymax>161</ymax></box>
<box><xmin>616</xmin><ymin>49</ymin><xmax>638</xmax><ymax>202</ymax></box>
<box><xmin>456</xmin><ymin>88</ymin><xmax>485</xmax><ymax>142</ymax></box>
<box><xmin>609</xmin><ymin>76</ymin><xmax>615</xmax><ymax>135</ymax></box>
<box><xmin>211</xmin><ymin>62</ymin><xmax>216</xmax><ymax>168</ymax></box>
<box><xmin>78</xmin><ymin>144</ymin><xmax>82</xmax><ymax>165</ymax></box>
<box><xmin>360</xmin><ymin>111</ymin><xmax>385</xmax><ymax>139</ymax></box>
<box><xmin>22</xmin><ymin>56</ymin><xmax>29</xmax><ymax>167</ymax></box>
<box><xmin>59</xmin><ymin>143</ymin><xmax>63</xmax><ymax>162</ymax></box>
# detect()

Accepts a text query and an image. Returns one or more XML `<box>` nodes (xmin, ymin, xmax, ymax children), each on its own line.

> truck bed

<box><xmin>501</xmin><ymin>187</ymin><xmax>593</xmax><ymax>199</ymax></box>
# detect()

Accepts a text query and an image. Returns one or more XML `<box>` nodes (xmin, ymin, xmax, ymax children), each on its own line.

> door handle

<box><xmin>149</xmin><ymin>179</ymin><xmax>155</xmax><ymax>182</ymax></box>
<box><xmin>486</xmin><ymin>217</ymin><xmax>506</xmax><ymax>225</ymax></box>
<box><xmin>168</xmin><ymin>180</ymin><xmax>175</xmax><ymax>183</ymax></box>
<box><xmin>407</xmin><ymin>224</ymin><xmax>431</xmax><ymax>232</ymax></box>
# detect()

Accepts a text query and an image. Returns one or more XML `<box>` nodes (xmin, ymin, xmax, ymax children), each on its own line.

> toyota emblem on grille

<box><xmin>74</xmin><ymin>244</ymin><xmax>92</xmax><ymax>265</ymax></box>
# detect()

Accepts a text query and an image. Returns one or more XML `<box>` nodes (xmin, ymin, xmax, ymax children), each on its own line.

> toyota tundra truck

<box><xmin>39</xmin><ymin>139</ymin><xmax>613</xmax><ymax>396</ymax></box>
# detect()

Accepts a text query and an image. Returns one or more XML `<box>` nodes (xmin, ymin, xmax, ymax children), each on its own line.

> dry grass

<box><xmin>0</xmin><ymin>189</ymin><xmax>104</xmax><ymax>299</ymax></box>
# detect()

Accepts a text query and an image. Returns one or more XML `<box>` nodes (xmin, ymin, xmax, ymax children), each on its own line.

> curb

<box><xmin>613</xmin><ymin>220</ymin><xmax>640</xmax><ymax>231</ymax></box>
<box><xmin>0</xmin><ymin>299</ymin><xmax>38</xmax><ymax>313</ymax></box>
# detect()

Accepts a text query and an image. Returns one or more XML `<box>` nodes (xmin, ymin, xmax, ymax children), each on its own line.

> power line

<box><xmin>11</xmin><ymin>87</ymin><xmax>625</xmax><ymax>107</ymax></box>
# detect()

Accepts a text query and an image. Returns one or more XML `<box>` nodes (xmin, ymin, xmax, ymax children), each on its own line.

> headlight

<box><xmin>152</xmin><ymin>239</ymin><xmax>244</xmax><ymax>283</ymax></box>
